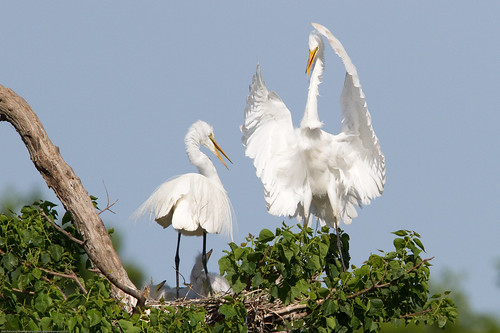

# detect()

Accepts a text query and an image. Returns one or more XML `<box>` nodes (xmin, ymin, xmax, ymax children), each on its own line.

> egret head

<box><xmin>306</xmin><ymin>31</ymin><xmax>324</xmax><ymax>76</ymax></box>
<box><xmin>189</xmin><ymin>120</ymin><xmax>233</xmax><ymax>169</ymax></box>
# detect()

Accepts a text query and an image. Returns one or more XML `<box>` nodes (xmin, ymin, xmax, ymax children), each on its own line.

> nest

<box><xmin>145</xmin><ymin>290</ymin><xmax>309</xmax><ymax>332</ymax></box>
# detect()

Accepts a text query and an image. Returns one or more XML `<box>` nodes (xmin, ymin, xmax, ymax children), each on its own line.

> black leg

<box><xmin>202</xmin><ymin>232</ymin><xmax>213</xmax><ymax>296</ymax></box>
<box><xmin>336</xmin><ymin>225</ymin><xmax>346</xmax><ymax>272</ymax></box>
<box><xmin>175</xmin><ymin>232</ymin><xmax>181</xmax><ymax>299</ymax></box>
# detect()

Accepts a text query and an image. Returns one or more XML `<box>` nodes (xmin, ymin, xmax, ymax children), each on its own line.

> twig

<box><xmin>40</xmin><ymin>267</ymin><xmax>88</xmax><ymax>294</ymax></box>
<box><xmin>12</xmin><ymin>288</ymin><xmax>35</xmax><ymax>295</ymax></box>
<box><xmin>40</xmin><ymin>209</ymin><xmax>85</xmax><ymax>246</ymax></box>
<box><xmin>259</xmin><ymin>246</ymin><xmax>271</xmax><ymax>265</ymax></box>
<box><xmin>42</xmin><ymin>276</ymin><xmax>68</xmax><ymax>300</ymax></box>
<box><xmin>88</xmin><ymin>252</ymin><xmax>146</xmax><ymax>307</ymax></box>
<box><xmin>98</xmin><ymin>181</ymin><xmax>118</xmax><ymax>215</ymax></box>
<box><xmin>347</xmin><ymin>257</ymin><xmax>434</xmax><ymax>299</ymax></box>
<box><xmin>401</xmin><ymin>308</ymin><xmax>434</xmax><ymax>318</ymax></box>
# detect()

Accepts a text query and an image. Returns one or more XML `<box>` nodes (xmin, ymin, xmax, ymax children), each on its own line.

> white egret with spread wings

<box><xmin>241</xmin><ymin>23</ymin><xmax>385</xmax><ymax>267</ymax></box>
<box><xmin>135</xmin><ymin>120</ymin><xmax>233</xmax><ymax>297</ymax></box>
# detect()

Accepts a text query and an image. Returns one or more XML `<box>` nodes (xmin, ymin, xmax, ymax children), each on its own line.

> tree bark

<box><xmin>0</xmin><ymin>84</ymin><xmax>143</xmax><ymax>312</ymax></box>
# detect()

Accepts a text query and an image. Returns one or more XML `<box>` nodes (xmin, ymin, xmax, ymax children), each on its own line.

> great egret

<box><xmin>190</xmin><ymin>249</ymin><xmax>233</xmax><ymax>298</ymax></box>
<box><xmin>135</xmin><ymin>120</ymin><xmax>233</xmax><ymax>298</ymax></box>
<box><xmin>241</xmin><ymin>23</ymin><xmax>385</xmax><ymax>267</ymax></box>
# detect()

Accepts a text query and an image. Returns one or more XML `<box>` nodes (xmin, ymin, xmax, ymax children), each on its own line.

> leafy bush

<box><xmin>219</xmin><ymin>224</ymin><xmax>457</xmax><ymax>332</ymax></box>
<box><xmin>0</xmin><ymin>201</ymin><xmax>457</xmax><ymax>332</ymax></box>
<box><xmin>0</xmin><ymin>201</ymin><xmax>128</xmax><ymax>331</ymax></box>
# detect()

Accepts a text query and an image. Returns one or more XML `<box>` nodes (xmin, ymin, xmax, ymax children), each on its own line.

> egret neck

<box><xmin>185</xmin><ymin>129</ymin><xmax>222</xmax><ymax>186</ymax></box>
<box><xmin>301</xmin><ymin>33</ymin><xmax>325</xmax><ymax>130</ymax></box>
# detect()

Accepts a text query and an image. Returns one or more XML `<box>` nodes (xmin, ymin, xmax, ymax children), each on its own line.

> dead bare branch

<box><xmin>0</xmin><ymin>84</ymin><xmax>141</xmax><ymax>312</ymax></box>
<box><xmin>98</xmin><ymin>181</ymin><xmax>118</xmax><ymax>215</ymax></box>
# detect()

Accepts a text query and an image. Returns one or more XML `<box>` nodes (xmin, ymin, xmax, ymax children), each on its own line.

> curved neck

<box><xmin>190</xmin><ymin>255</ymin><xmax>204</xmax><ymax>281</ymax></box>
<box><xmin>185</xmin><ymin>133</ymin><xmax>222</xmax><ymax>185</ymax></box>
<box><xmin>300</xmin><ymin>49</ymin><xmax>324</xmax><ymax>130</ymax></box>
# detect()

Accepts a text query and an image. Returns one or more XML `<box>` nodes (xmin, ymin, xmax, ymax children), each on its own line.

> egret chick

<box><xmin>190</xmin><ymin>249</ymin><xmax>232</xmax><ymax>298</ymax></box>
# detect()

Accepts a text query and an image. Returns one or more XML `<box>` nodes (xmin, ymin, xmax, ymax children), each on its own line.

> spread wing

<box><xmin>313</xmin><ymin>23</ymin><xmax>386</xmax><ymax>221</ymax></box>
<box><xmin>133</xmin><ymin>173</ymin><xmax>233</xmax><ymax>238</ymax></box>
<box><xmin>241</xmin><ymin>64</ymin><xmax>305</xmax><ymax>217</ymax></box>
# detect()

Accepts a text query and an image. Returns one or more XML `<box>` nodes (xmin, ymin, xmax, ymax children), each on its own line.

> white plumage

<box><xmin>190</xmin><ymin>250</ymin><xmax>232</xmax><ymax>298</ymax></box>
<box><xmin>241</xmin><ymin>23</ymin><xmax>385</xmax><ymax>230</ymax></box>
<box><xmin>135</xmin><ymin>120</ymin><xmax>233</xmax><ymax>297</ymax></box>
<box><xmin>138</xmin><ymin>173</ymin><xmax>232</xmax><ymax>237</ymax></box>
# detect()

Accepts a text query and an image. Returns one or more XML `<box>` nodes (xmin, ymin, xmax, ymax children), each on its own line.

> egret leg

<box><xmin>202</xmin><ymin>232</ymin><xmax>213</xmax><ymax>296</ymax></box>
<box><xmin>313</xmin><ymin>217</ymin><xmax>320</xmax><ymax>237</ymax></box>
<box><xmin>298</xmin><ymin>213</ymin><xmax>310</xmax><ymax>248</ymax></box>
<box><xmin>175</xmin><ymin>232</ymin><xmax>181</xmax><ymax>299</ymax></box>
<box><xmin>336</xmin><ymin>225</ymin><xmax>346</xmax><ymax>272</ymax></box>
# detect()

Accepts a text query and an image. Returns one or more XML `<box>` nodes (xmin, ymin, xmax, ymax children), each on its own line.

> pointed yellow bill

<box><xmin>306</xmin><ymin>46</ymin><xmax>318</xmax><ymax>77</ymax></box>
<box><xmin>156</xmin><ymin>280</ymin><xmax>166</xmax><ymax>293</ymax></box>
<box><xmin>206</xmin><ymin>249</ymin><xmax>213</xmax><ymax>260</ymax></box>
<box><xmin>209</xmin><ymin>134</ymin><xmax>233</xmax><ymax>169</ymax></box>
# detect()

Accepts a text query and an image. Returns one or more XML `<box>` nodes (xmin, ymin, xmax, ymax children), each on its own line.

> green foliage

<box><xmin>0</xmin><ymin>200</ymin><xmax>129</xmax><ymax>331</ymax></box>
<box><xmin>1</xmin><ymin>200</ymin><xmax>458</xmax><ymax>332</ymax></box>
<box><xmin>0</xmin><ymin>200</ymin><xmax>249</xmax><ymax>332</ymax></box>
<box><xmin>219</xmin><ymin>224</ymin><xmax>457</xmax><ymax>332</ymax></box>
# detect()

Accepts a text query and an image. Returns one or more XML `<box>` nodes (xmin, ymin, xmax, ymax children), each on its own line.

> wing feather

<box><xmin>241</xmin><ymin>65</ymin><xmax>305</xmax><ymax>217</ymax></box>
<box><xmin>313</xmin><ymin>23</ymin><xmax>386</xmax><ymax>217</ymax></box>
<box><xmin>134</xmin><ymin>173</ymin><xmax>233</xmax><ymax>238</ymax></box>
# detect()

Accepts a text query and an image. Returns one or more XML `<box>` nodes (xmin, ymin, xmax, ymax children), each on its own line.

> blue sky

<box><xmin>1</xmin><ymin>2</ymin><xmax>499</xmax><ymax>316</ymax></box>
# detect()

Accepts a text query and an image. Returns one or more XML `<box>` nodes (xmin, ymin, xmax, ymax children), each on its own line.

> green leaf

<box><xmin>187</xmin><ymin>311</ymin><xmax>205</xmax><ymax>326</ymax></box>
<box><xmin>392</xmin><ymin>230</ymin><xmax>408</xmax><ymax>237</ymax></box>
<box><xmin>233</xmin><ymin>247</ymin><xmax>247</xmax><ymax>260</ymax></box>
<box><xmin>1</xmin><ymin>252</ymin><xmax>18</xmax><ymax>271</ymax></box>
<box><xmin>437</xmin><ymin>315</ymin><xmax>447</xmax><ymax>328</ymax></box>
<box><xmin>294</xmin><ymin>279</ymin><xmax>310</xmax><ymax>295</ymax></box>
<box><xmin>252</xmin><ymin>272</ymin><xmax>264</xmax><ymax>286</ymax></box>
<box><xmin>27</xmin><ymin>318</ymin><xmax>40</xmax><ymax>330</ymax></box>
<box><xmin>258</xmin><ymin>228</ymin><xmax>275</xmax><ymax>243</ymax></box>
<box><xmin>218</xmin><ymin>256</ymin><xmax>232</xmax><ymax>275</ymax></box>
<box><xmin>32</xmin><ymin>267</ymin><xmax>42</xmax><ymax>279</ymax></box>
<box><xmin>88</xmin><ymin>308</ymin><xmax>102</xmax><ymax>327</ymax></box>
<box><xmin>322</xmin><ymin>299</ymin><xmax>338</xmax><ymax>316</ymax></box>
<box><xmin>48</xmin><ymin>244</ymin><xmax>64</xmax><ymax>261</ymax></box>
<box><xmin>34</xmin><ymin>293</ymin><xmax>52</xmax><ymax>313</ymax></box>
<box><xmin>230</xmin><ymin>277</ymin><xmax>247</xmax><ymax>294</ymax></box>
<box><xmin>65</xmin><ymin>293</ymin><xmax>85</xmax><ymax>308</ymax></box>
<box><xmin>118</xmin><ymin>319</ymin><xmax>141</xmax><ymax>333</ymax></box>
<box><xmin>367</xmin><ymin>298</ymin><xmax>383</xmax><ymax>316</ymax></box>
<box><xmin>40</xmin><ymin>316</ymin><xmax>52</xmax><ymax>330</ymax></box>
<box><xmin>413</xmin><ymin>237</ymin><xmax>426</xmax><ymax>252</ymax></box>
<box><xmin>62</xmin><ymin>211</ymin><xmax>73</xmax><ymax>225</ymax></box>
<box><xmin>219</xmin><ymin>304</ymin><xmax>237</xmax><ymax>318</ymax></box>
<box><xmin>50</xmin><ymin>311</ymin><xmax>65</xmax><ymax>328</ymax></box>
<box><xmin>326</xmin><ymin>316</ymin><xmax>336</xmax><ymax>329</ymax></box>
<box><xmin>40</xmin><ymin>252</ymin><xmax>51</xmax><ymax>264</ymax></box>
<box><xmin>393</xmin><ymin>238</ymin><xmax>404</xmax><ymax>251</ymax></box>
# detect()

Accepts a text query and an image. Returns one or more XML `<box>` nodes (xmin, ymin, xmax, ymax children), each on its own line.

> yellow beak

<box><xmin>155</xmin><ymin>280</ymin><xmax>166</xmax><ymax>293</ymax></box>
<box><xmin>206</xmin><ymin>249</ymin><xmax>213</xmax><ymax>260</ymax></box>
<box><xmin>306</xmin><ymin>46</ymin><xmax>318</xmax><ymax>77</ymax></box>
<box><xmin>209</xmin><ymin>134</ymin><xmax>233</xmax><ymax>169</ymax></box>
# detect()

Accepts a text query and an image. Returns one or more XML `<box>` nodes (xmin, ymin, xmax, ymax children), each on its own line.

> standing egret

<box><xmin>190</xmin><ymin>249</ymin><xmax>233</xmax><ymax>298</ymax></box>
<box><xmin>135</xmin><ymin>120</ymin><xmax>233</xmax><ymax>298</ymax></box>
<box><xmin>241</xmin><ymin>23</ymin><xmax>385</xmax><ymax>268</ymax></box>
